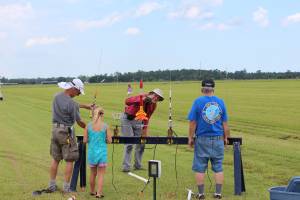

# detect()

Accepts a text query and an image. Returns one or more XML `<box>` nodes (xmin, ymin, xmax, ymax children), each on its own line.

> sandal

<box><xmin>95</xmin><ymin>194</ymin><xmax>104</xmax><ymax>198</ymax></box>
<box><xmin>90</xmin><ymin>192</ymin><xmax>96</xmax><ymax>196</ymax></box>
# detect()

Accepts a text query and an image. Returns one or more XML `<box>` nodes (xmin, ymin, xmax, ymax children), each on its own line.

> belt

<box><xmin>124</xmin><ymin>112</ymin><xmax>136</xmax><ymax>120</ymax></box>
<box><xmin>197</xmin><ymin>135</ymin><xmax>224</xmax><ymax>140</ymax></box>
<box><xmin>53</xmin><ymin>123</ymin><xmax>72</xmax><ymax>128</ymax></box>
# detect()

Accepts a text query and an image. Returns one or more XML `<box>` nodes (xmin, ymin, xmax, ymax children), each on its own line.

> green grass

<box><xmin>0</xmin><ymin>79</ymin><xmax>300</xmax><ymax>200</ymax></box>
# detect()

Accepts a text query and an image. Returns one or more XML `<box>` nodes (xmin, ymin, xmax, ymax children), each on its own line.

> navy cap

<box><xmin>202</xmin><ymin>79</ymin><xmax>215</xmax><ymax>88</ymax></box>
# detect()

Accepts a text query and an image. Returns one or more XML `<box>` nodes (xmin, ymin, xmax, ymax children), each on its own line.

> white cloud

<box><xmin>125</xmin><ymin>27</ymin><xmax>141</xmax><ymax>36</ymax></box>
<box><xmin>0</xmin><ymin>2</ymin><xmax>33</xmax><ymax>25</ymax></box>
<box><xmin>73</xmin><ymin>2</ymin><xmax>161</xmax><ymax>31</ymax></box>
<box><xmin>65</xmin><ymin>0</ymin><xmax>80</xmax><ymax>3</ymax></box>
<box><xmin>0</xmin><ymin>32</ymin><xmax>7</xmax><ymax>40</ymax></box>
<box><xmin>25</xmin><ymin>36</ymin><xmax>67</xmax><ymax>47</ymax></box>
<box><xmin>199</xmin><ymin>22</ymin><xmax>229</xmax><ymax>31</ymax></box>
<box><xmin>168</xmin><ymin>11</ymin><xmax>181</xmax><ymax>19</ymax></box>
<box><xmin>282</xmin><ymin>13</ymin><xmax>300</xmax><ymax>26</ymax></box>
<box><xmin>201</xmin><ymin>0</ymin><xmax>223</xmax><ymax>7</ymax></box>
<box><xmin>253</xmin><ymin>7</ymin><xmax>269</xmax><ymax>27</ymax></box>
<box><xmin>135</xmin><ymin>2</ymin><xmax>161</xmax><ymax>17</ymax></box>
<box><xmin>185</xmin><ymin>5</ymin><xmax>201</xmax><ymax>19</ymax></box>
<box><xmin>168</xmin><ymin>5</ymin><xmax>214</xmax><ymax>20</ymax></box>
<box><xmin>74</xmin><ymin>12</ymin><xmax>124</xmax><ymax>31</ymax></box>
<box><xmin>198</xmin><ymin>22</ymin><xmax>214</xmax><ymax>30</ymax></box>
<box><xmin>67</xmin><ymin>0</ymin><xmax>111</xmax><ymax>3</ymax></box>
<box><xmin>186</xmin><ymin>5</ymin><xmax>213</xmax><ymax>19</ymax></box>
<box><xmin>198</xmin><ymin>18</ymin><xmax>241</xmax><ymax>31</ymax></box>
<box><xmin>178</xmin><ymin>0</ymin><xmax>223</xmax><ymax>7</ymax></box>
<box><xmin>167</xmin><ymin>0</ymin><xmax>219</xmax><ymax>21</ymax></box>
<box><xmin>180</xmin><ymin>0</ymin><xmax>223</xmax><ymax>8</ymax></box>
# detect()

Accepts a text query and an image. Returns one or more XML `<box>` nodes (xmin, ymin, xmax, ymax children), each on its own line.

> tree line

<box><xmin>1</xmin><ymin>69</ymin><xmax>299</xmax><ymax>84</ymax></box>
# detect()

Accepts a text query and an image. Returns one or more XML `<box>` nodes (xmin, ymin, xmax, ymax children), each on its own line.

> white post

<box><xmin>128</xmin><ymin>172</ymin><xmax>149</xmax><ymax>184</ymax></box>
<box><xmin>186</xmin><ymin>189</ymin><xmax>194</xmax><ymax>200</ymax></box>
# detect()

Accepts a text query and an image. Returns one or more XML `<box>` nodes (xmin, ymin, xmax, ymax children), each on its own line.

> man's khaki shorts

<box><xmin>50</xmin><ymin>125</ymin><xmax>79</xmax><ymax>162</ymax></box>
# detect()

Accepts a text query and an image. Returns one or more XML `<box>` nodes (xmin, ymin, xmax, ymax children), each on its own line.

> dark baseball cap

<box><xmin>202</xmin><ymin>79</ymin><xmax>215</xmax><ymax>88</ymax></box>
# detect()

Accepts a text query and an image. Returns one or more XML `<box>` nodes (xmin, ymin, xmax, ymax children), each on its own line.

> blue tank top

<box><xmin>87</xmin><ymin>122</ymin><xmax>108</xmax><ymax>165</ymax></box>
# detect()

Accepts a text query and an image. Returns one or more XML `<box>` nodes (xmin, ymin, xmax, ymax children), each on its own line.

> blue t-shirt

<box><xmin>188</xmin><ymin>96</ymin><xmax>228</xmax><ymax>136</ymax></box>
<box><xmin>87</xmin><ymin>122</ymin><xmax>108</xmax><ymax>165</ymax></box>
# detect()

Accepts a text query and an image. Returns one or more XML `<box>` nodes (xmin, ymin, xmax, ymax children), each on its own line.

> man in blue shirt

<box><xmin>188</xmin><ymin>79</ymin><xmax>230</xmax><ymax>199</ymax></box>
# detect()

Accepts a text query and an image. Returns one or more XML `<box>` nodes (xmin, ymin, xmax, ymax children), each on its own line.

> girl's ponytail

<box><xmin>92</xmin><ymin>106</ymin><xmax>104</xmax><ymax>123</ymax></box>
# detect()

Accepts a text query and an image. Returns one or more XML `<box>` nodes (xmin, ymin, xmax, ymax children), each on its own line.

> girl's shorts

<box><xmin>89</xmin><ymin>163</ymin><xmax>107</xmax><ymax>168</ymax></box>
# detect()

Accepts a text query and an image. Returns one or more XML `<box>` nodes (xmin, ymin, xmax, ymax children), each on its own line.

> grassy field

<box><xmin>0</xmin><ymin>79</ymin><xmax>299</xmax><ymax>200</ymax></box>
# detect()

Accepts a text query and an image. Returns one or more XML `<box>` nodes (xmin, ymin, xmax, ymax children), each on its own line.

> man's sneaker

<box><xmin>195</xmin><ymin>193</ymin><xmax>205</xmax><ymax>199</ymax></box>
<box><xmin>32</xmin><ymin>185</ymin><xmax>57</xmax><ymax>196</ymax></box>
<box><xmin>122</xmin><ymin>168</ymin><xmax>130</xmax><ymax>173</ymax></box>
<box><xmin>213</xmin><ymin>193</ymin><xmax>222</xmax><ymax>199</ymax></box>
<box><xmin>134</xmin><ymin>166</ymin><xmax>145</xmax><ymax>171</ymax></box>
<box><xmin>46</xmin><ymin>185</ymin><xmax>57</xmax><ymax>193</ymax></box>
<box><xmin>134</xmin><ymin>165</ymin><xmax>145</xmax><ymax>170</ymax></box>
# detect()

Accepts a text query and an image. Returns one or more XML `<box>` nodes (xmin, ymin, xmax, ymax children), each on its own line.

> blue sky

<box><xmin>0</xmin><ymin>0</ymin><xmax>300</xmax><ymax>78</ymax></box>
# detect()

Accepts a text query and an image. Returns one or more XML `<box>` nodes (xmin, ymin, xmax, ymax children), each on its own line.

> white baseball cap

<box><xmin>151</xmin><ymin>88</ymin><xmax>164</xmax><ymax>101</ymax></box>
<box><xmin>58</xmin><ymin>78</ymin><xmax>85</xmax><ymax>95</ymax></box>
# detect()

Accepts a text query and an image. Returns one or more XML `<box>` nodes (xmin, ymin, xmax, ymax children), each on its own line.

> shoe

<box><xmin>96</xmin><ymin>194</ymin><xmax>104</xmax><ymax>198</ymax></box>
<box><xmin>90</xmin><ymin>192</ymin><xmax>96</xmax><ymax>196</ymax></box>
<box><xmin>46</xmin><ymin>185</ymin><xmax>57</xmax><ymax>193</ymax></box>
<box><xmin>32</xmin><ymin>186</ymin><xmax>57</xmax><ymax>196</ymax></box>
<box><xmin>134</xmin><ymin>165</ymin><xmax>145</xmax><ymax>170</ymax></box>
<box><xmin>122</xmin><ymin>168</ymin><xmax>130</xmax><ymax>173</ymax></box>
<box><xmin>195</xmin><ymin>193</ymin><xmax>205</xmax><ymax>199</ymax></box>
<box><xmin>213</xmin><ymin>193</ymin><xmax>222</xmax><ymax>199</ymax></box>
<box><xmin>134</xmin><ymin>167</ymin><xmax>145</xmax><ymax>171</ymax></box>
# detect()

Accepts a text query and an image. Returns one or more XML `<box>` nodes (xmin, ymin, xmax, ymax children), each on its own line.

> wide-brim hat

<box><xmin>58</xmin><ymin>78</ymin><xmax>85</xmax><ymax>95</ymax></box>
<box><xmin>150</xmin><ymin>88</ymin><xmax>164</xmax><ymax>101</ymax></box>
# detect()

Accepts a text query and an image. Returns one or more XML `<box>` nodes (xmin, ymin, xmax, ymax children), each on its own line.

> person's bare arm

<box><xmin>83</xmin><ymin>127</ymin><xmax>88</xmax><ymax>144</ymax></box>
<box><xmin>223</xmin><ymin>122</ymin><xmax>230</xmax><ymax>145</ymax></box>
<box><xmin>80</xmin><ymin>104</ymin><xmax>93</xmax><ymax>110</ymax></box>
<box><xmin>77</xmin><ymin>119</ymin><xmax>86</xmax><ymax>129</ymax></box>
<box><xmin>106</xmin><ymin>127</ymin><xmax>112</xmax><ymax>143</ymax></box>
<box><xmin>142</xmin><ymin>128</ymin><xmax>148</xmax><ymax>137</ymax></box>
<box><xmin>125</xmin><ymin>96</ymin><xmax>140</xmax><ymax>106</ymax></box>
<box><xmin>188</xmin><ymin>121</ymin><xmax>196</xmax><ymax>148</ymax></box>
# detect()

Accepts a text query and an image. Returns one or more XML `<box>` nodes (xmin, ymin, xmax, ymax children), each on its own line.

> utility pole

<box><xmin>199</xmin><ymin>61</ymin><xmax>202</xmax><ymax>80</ymax></box>
<box><xmin>0</xmin><ymin>76</ymin><xmax>3</xmax><ymax>101</ymax></box>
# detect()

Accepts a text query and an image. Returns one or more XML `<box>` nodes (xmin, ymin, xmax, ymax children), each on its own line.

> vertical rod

<box><xmin>70</xmin><ymin>137</ymin><xmax>84</xmax><ymax>191</ymax></box>
<box><xmin>140</xmin><ymin>79</ymin><xmax>144</xmax><ymax>107</ymax></box>
<box><xmin>153</xmin><ymin>177</ymin><xmax>156</xmax><ymax>200</ymax></box>
<box><xmin>233</xmin><ymin>142</ymin><xmax>242</xmax><ymax>195</ymax></box>
<box><xmin>80</xmin><ymin>142</ymin><xmax>87</xmax><ymax>188</ymax></box>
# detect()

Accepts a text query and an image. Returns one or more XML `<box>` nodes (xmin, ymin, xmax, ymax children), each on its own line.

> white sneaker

<box><xmin>195</xmin><ymin>193</ymin><xmax>205</xmax><ymax>199</ymax></box>
<box><xmin>213</xmin><ymin>193</ymin><xmax>222</xmax><ymax>199</ymax></box>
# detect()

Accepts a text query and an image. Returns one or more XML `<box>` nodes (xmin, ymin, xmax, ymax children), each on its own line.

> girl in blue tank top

<box><xmin>83</xmin><ymin>107</ymin><xmax>112</xmax><ymax>198</ymax></box>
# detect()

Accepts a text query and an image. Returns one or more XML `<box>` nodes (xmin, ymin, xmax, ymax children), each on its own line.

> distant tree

<box><xmin>78</xmin><ymin>75</ymin><xmax>89</xmax><ymax>82</ymax></box>
<box><xmin>3</xmin><ymin>68</ymin><xmax>300</xmax><ymax>84</ymax></box>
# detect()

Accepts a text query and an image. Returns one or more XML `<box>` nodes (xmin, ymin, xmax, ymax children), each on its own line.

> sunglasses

<box><xmin>72</xmin><ymin>87</ymin><xmax>81</xmax><ymax>94</ymax></box>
